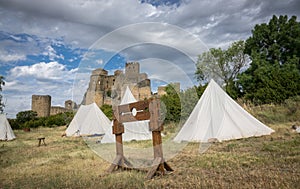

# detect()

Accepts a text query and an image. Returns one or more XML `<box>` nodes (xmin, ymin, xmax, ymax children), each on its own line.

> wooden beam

<box><xmin>119</xmin><ymin>111</ymin><xmax>150</xmax><ymax>123</ymax></box>
<box><xmin>107</xmin><ymin>155</ymin><xmax>122</xmax><ymax>173</ymax></box>
<box><xmin>118</xmin><ymin>100</ymin><xmax>150</xmax><ymax>113</ymax></box>
<box><xmin>146</xmin><ymin>157</ymin><xmax>162</xmax><ymax>179</ymax></box>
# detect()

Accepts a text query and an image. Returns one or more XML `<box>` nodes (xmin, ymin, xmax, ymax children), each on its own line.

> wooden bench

<box><xmin>37</xmin><ymin>137</ymin><xmax>46</xmax><ymax>147</ymax></box>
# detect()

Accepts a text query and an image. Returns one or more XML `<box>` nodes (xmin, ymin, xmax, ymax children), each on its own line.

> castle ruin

<box><xmin>32</xmin><ymin>95</ymin><xmax>77</xmax><ymax>117</ymax></box>
<box><xmin>31</xmin><ymin>62</ymin><xmax>180</xmax><ymax>117</ymax></box>
<box><xmin>82</xmin><ymin>62</ymin><xmax>152</xmax><ymax>106</ymax></box>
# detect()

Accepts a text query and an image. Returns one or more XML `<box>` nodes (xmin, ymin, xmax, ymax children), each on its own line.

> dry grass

<box><xmin>1</xmin><ymin>123</ymin><xmax>299</xmax><ymax>189</ymax></box>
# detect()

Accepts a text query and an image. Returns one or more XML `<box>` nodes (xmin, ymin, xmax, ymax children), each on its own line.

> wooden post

<box><xmin>146</xmin><ymin>99</ymin><xmax>173</xmax><ymax>179</ymax></box>
<box><xmin>108</xmin><ymin>109</ymin><xmax>128</xmax><ymax>172</ymax></box>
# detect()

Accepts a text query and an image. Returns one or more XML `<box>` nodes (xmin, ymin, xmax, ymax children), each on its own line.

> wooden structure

<box><xmin>37</xmin><ymin>137</ymin><xmax>46</xmax><ymax>147</ymax></box>
<box><xmin>107</xmin><ymin>98</ymin><xmax>173</xmax><ymax>179</ymax></box>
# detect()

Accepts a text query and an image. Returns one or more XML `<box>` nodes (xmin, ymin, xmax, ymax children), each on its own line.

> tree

<box><xmin>0</xmin><ymin>75</ymin><xmax>5</xmax><ymax>113</ymax></box>
<box><xmin>100</xmin><ymin>104</ymin><xmax>113</xmax><ymax>120</ymax></box>
<box><xmin>196</xmin><ymin>40</ymin><xmax>249</xmax><ymax>98</ymax></box>
<box><xmin>180</xmin><ymin>86</ymin><xmax>199</xmax><ymax>121</ymax></box>
<box><xmin>16</xmin><ymin>110</ymin><xmax>38</xmax><ymax>123</ymax></box>
<box><xmin>238</xmin><ymin>15</ymin><xmax>300</xmax><ymax>104</ymax></box>
<box><xmin>160</xmin><ymin>84</ymin><xmax>181</xmax><ymax>122</ymax></box>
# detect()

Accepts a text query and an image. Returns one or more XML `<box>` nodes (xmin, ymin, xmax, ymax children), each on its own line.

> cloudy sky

<box><xmin>0</xmin><ymin>0</ymin><xmax>299</xmax><ymax>118</ymax></box>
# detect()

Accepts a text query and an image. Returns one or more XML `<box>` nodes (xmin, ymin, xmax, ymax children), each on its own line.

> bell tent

<box><xmin>65</xmin><ymin>103</ymin><xmax>111</xmax><ymax>137</ymax></box>
<box><xmin>0</xmin><ymin>114</ymin><xmax>16</xmax><ymax>141</ymax></box>
<box><xmin>101</xmin><ymin>86</ymin><xmax>152</xmax><ymax>143</ymax></box>
<box><xmin>174</xmin><ymin>79</ymin><xmax>274</xmax><ymax>143</ymax></box>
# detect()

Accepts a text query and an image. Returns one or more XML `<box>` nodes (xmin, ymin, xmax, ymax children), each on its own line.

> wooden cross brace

<box><xmin>107</xmin><ymin>98</ymin><xmax>173</xmax><ymax>179</ymax></box>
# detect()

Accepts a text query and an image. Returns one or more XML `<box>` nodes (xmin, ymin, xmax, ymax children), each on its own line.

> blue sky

<box><xmin>0</xmin><ymin>0</ymin><xmax>299</xmax><ymax>117</ymax></box>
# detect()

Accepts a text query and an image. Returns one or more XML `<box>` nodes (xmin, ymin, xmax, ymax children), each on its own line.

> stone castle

<box><xmin>31</xmin><ymin>62</ymin><xmax>179</xmax><ymax>117</ymax></box>
<box><xmin>32</xmin><ymin>95</ymin><xmax>77</xmax><ymax>117</ymax></box>
<box><xmin>82</xmin><ymin>62</ymin><xmax>152</xmax><ymax>106</ymax></box>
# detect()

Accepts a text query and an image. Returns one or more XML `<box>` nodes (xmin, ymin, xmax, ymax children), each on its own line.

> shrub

<box><xmin>16</xmin><ymin>110</ymin><xmax>37</xmax><ymax>123</ymax></box>
<box><xmin>8</xmin><ymin>119</ymin><xmax>21</xmax><ymax>130</ymax></box>
<box><xmin>100</xmin><ymin>104</ymin><xmax>113</xmax><ymax>120</ymax></box>
<box><xmin>9</xmin><ymin>111</ymin><xmax>74</xmax><ymax>129</ymax></box>
<box><xmin>44</xmin><ymin>112</ymin><xmax>74</xmax><ymax>127</ymax></box>
<box><xmin>285</xmin><ymin>96</ymin><xmax>300</xmax><ymax>115</ymax></box>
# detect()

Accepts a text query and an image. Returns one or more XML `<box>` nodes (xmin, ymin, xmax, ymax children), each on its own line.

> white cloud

<box><xmin>42</xmin><ymin>45</ymin><xmax>64</xmax><ymax>61</ymax></box>
<box><xmin>0</xmin><ymin>0</ymin><xmax>160</xmax><ymax>47</ymax></box>
<box><xmin>9</xmin><ymin>34</ymin><xmax>22</xmax><ymax>41</ymax></box>
<box><xmin>3</xmin><ymin>61</ymin><xmax>78</xmax><ymax>117</ymax></box>
<box><xmin>139</xmin><ymin>58</ymin><xmax>196</xmax><ymax>90</ymax></box>
<box><xmin>0</xmin><ymin>51</ymin><xmax>26</xmax><ymax>62</ymax></box>
<box><xmin>1</xmin><ymin>0</ymin><xmax>299</xmax><ymax>49</ymax></box>
<box><xmin>8</xmin><ymin>61</ymin><xmax>74</xmax><ymax>80</ymax></box>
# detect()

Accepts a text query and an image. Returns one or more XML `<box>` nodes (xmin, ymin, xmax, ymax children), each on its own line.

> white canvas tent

<box><xmin>174</xmin><ymin>79</ymin><xmax>274</xmax><ymax>143</ymax></box>
<box><xmin>0</xmin><ymin>114</ymin><xmax>16</xmax><ymax>141</ymax></box>
<box><xmin>101</xmin><ymin>86</ymin><xmax>152</xmax><ymax>143</ymax></box>
<box><xmin>65</xmin><ymin>103</ymin><xmax>111</xmax><ymax>137</ymax></box>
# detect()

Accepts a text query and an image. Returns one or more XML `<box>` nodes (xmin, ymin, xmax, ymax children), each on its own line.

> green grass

<box><xmin>241</xmin><ymin>100</ymin><xmax>300</xmax><ymax>124</ymax></box>
<box><xmin>1</xmin><ymin>122</ymin><xmax>300</xmax><ymax>188</ymax></box>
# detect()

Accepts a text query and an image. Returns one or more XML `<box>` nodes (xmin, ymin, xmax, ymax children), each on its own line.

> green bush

<box><xmin>8</xmin><ymin>119</ymin><xmax>21</xmax><ymax>130</ymax></box>
<box><xmin>9</xmin><ymin>111</ymin><xmax>74</xmax><ymax>129</ymax></box>
<box><xmin>11</xmin><ymin>110</ymin><xmax>38</xmax><ymax>129</ymax></box>
<box><xmin>160</xmin><ymin>85</ymin><xmax>181</xmax><ymax>123</ymax></box>
<box><xmin>100</xmin><ymin>104</ymin><xmax>113</xmax><ymax>120</ymax></box>
<box><xmin>244</xmin><ymin>97</ymin><xmax>300</xmax><ymax>124</ymax></box>
<box><xmin>285</xmin><ymin>96</ymin><xmax>300</xmax><ymax>115</ymax></box>
<box><xmin>44</xmin><ymin>112</ymin><xmax>74</xmax><ymax>127</ymax></box>
<box><xmin>16</xmin><ymin>110</ymin><xmax>37</xmax><ymax>123</ymax></box>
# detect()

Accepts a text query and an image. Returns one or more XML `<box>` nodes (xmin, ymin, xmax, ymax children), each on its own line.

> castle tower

<box><xmin>65</xmin><ymin>100</ymin><xmax>77</xmax><ymax>110</ymax></box>
<box><xmin>32</xmin><ymin>95</ymin><xmax>51</xmax><ymax>117</ymax></box>
<box><xmin>125</xmin><ymin>62</ymin><xmax>140</xmax><ymax>83</ymax></box>
<box><xmin>84</xmin><ymin>68</ymin><xmax>108</xmax><ymax>106</ymax></box>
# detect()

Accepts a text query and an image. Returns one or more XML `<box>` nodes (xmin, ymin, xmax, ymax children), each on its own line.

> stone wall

<box><xmin>50</xmin><ymin>106</ymin><xmax>69</xmax><ymax>116</ymax></box>
<box><xmin>138</xmin><ymin>79</ymin><xmax>152</xmax><ymax>100</ymax></box>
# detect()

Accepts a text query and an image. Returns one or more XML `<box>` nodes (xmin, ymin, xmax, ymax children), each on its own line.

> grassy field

<box><xmin>1</xmin><ymin>122</ymin><xmax>299</xmax><ymax>188</ymax></box>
